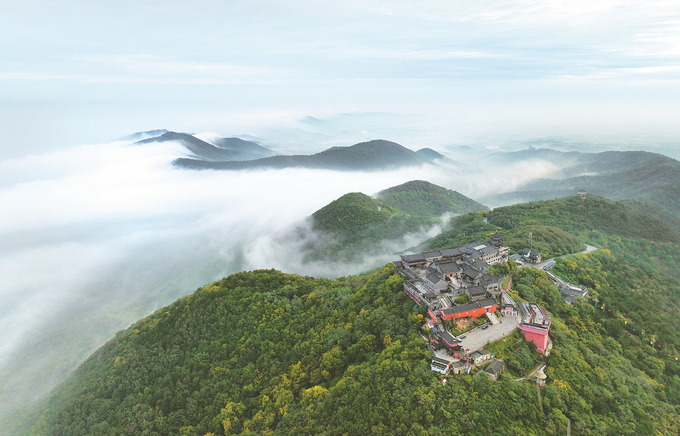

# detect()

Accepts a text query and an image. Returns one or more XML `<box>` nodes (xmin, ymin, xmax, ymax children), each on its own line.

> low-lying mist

<box><xmin>0</xmin><ymin>137</ymin><xmax>565</xmax><ymax>420</ymax></box>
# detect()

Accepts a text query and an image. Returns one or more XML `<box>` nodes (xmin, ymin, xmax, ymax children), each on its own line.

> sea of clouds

<box><xmin>0</xmin><ymin>136</ymin><xmax>562</xmax><ymax>420</ymax></box>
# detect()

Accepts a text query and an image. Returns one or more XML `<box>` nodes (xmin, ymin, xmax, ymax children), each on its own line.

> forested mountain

<box><xmin>303</xmin><ymin>182</ymin><xmax>487</xmax><ymax>262</ymax></box>
<box><xmin>173</xmin><ymin>140</ymin><xmax>430</xmax><ymax>171</ymax></box>
<box><xmin>488</xmin><ymin>195</ymin><xmax>680</xmax><ymax>243</ymax></box>
<box><xmin>620</xmin><ymin>200</ymin><xmax>680</xmax><ymax>234</ymax></box>
<box><xmin>426</xmin><ymin>195</ymin><xmax>680</xmax><ymax>267</ymax></box>
<box><xmin>11</xmin><ymin>193</ymin><xmax>680</xmax><ymax>435</ymax></box>
<box><xmin>424</xmin><ymin>213</ymin><xmax>585</xmax><ymax>260</ymax></box>
<box><xmin>481</xmin><ymin>149</ymin><xmax>680</xmax><ymax>217</ymax></box>
<box><xmin>376</xmin><ymin>180</ymin><xmax>489</xmax><ymax>217</ymax></box>
<box><xmin>16</xmin><ymin>256</ymin><xmax>680</xmax><ymax>435</ymax></box>
<box><xmin>305</xmin><ymin>192</ymin><xmax>439</xmax><ymax>261</ymax></box>
<box><xmin>135</xmin><ymin>132</ymin><xmax>275</xmax><ymax>162</ymax></box>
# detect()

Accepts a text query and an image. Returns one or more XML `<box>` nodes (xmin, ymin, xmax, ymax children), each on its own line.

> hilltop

<box><xmin>304</xmin><ymin>182</ymin><xmax>487</xmax><ymax>262</ymax></box>
<box><xmin>414</xmin><ymin>148</ymin><xmax>451</xmax><ymax>163</ymax></box>
<box><xmin>305</xmin><ymin>192</ymin><xmax>439</xmax><ymax>261</ymax></box>
<box><xmin>376</xmin><ymin>180</ymin><xmax>489</xmax><ymax>217</ymax></box>
<box><xmin>173</xmin><ymin>140</ymin><xmax>430</xmax><ymax>171</ymax></box>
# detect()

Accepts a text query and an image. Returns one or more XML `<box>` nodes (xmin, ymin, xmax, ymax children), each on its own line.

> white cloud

<box><xmin>0</xmin><ymin>139</ymin><xmax>442</xmax><ymax>415</ymax></box>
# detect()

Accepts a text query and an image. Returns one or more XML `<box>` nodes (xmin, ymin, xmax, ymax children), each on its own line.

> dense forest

<box><xmin>307</xmin><ymin>192</ymin><xmax>439</xmax><ymax>261</ymax></box>
<box><xmin>376</xmin><ymin>180</ymin><xmax>489</xmax><ymax>217</ymax></box>
<box><xmin>11</xmin><ymin>193</ymin><xmax>680</xmax><ymax>435</ymax></box>
<box><xmin>305</xmin><ymin>182</ymin><xmax>488</xmax><ymax>262</ymax></box>
<box><xmin>425</xmin><ymin>213</ymin><xmax>585</xmax><ymax>259</ymax></box>
<box><xmin>488</xmin><ymin>195</ymin><xmax>680</xmax><ymax>243</ymax></box>
<box><xmin>16</xmin><ymin>254</ymin><xmax>680</xmax><ymax>435</ymax></box>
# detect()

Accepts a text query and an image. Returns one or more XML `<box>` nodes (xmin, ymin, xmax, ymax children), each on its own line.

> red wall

<box><xmin>519</xmin><ymin>325</ymin><xmax>549</xmax><ymax>354</ymax></box>
<box><xmin>440</xmin><ymin>304</ymin><xmax>497</xmax><ymax>321</ymax></box>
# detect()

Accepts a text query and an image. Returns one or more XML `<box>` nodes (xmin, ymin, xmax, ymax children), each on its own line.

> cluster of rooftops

<box><xmin>393</xmin><ymin>232</ymin><xmax>555</xmax><ymax>377</ymax></box>
<box><xmin>393</xmin><ymin>233</ymin><xmax>509</xmax><ymax>314</ymax></box>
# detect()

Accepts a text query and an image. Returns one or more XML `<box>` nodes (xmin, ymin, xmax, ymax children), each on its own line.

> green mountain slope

<box><xmin>13</xmin><ymin>191</ymin><xmax>680</xmax><ymax>435</ymax></box>
<box><xmin>424</xmin><ymin>214</ymin><xmax>585</xmax><ymax>260</ymax></box>
<box><xmin>307</xmin><ymin>192</ymin><xmax>438</xmax><ymax>261</ymax></box>
<box><xmin>303</xmin><ymin>182</ymin><xmax>487</xmax><ymax>262</ymax></box>
<box><xmin>173</xmin><ymin>140</ymin><xmax>429</xmax><ymax>171</ymax></box>
<box><xmin>376</xmin><ymin>180</ymin><xmax>489</xmax><ymax>217</ymax></box>
<box><xmin>619</xmin><ymin>200</ymin><xmax>680</xmax><ymax>234</ymax></box>
<box><xmin>415</xmin><ymin>148</ymin><xmax>449</xmax><ymax>162</ymax></box>
<box><xmin>18</xmin><ymin>258</ymin><xmax>680</xmax><ymax>435</ymax></box>
<box><xmin>424</xmin><ymin>195</ymin><xmax>680</xmax><ymax>277</ymax></box>
<box><xmin>488</xmin><ymin>195</ymin><xmax>680</xmax><ymax>243</ymax></box>
<box><xmin>312</xmin><ymin>192</ymin><xmax>390</xmax><ymax>233</ymax></box>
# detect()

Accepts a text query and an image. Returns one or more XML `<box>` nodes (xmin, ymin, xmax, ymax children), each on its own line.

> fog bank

<box><xmin>0</xmin><ymin>137</ymin><xmax>572</xmax><ymax>420</ymax></box>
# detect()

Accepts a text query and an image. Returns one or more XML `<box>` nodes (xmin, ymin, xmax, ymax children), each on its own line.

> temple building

<box><xmin>518</xmin><ymin>303</ymin><xmax>552</xmax><ymax>354</ymax></box>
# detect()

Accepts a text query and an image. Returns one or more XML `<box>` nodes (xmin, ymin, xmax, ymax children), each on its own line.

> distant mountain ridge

<box><xmin>173</xmin><ymin>139</ymin><xmax>431</xmax><ymax>171</ymax></box>
<box><xmin>133</xmin><ymin>131</ymin><xmax>275</xmax><ymax>162</ymax></box>
<box><xmin>481</xmin><ymin>148</ymin><xmax>680</xmax><ymax>217</ymax></box>
<box><xmin>119</xmin><ymin>129</ymin><xmax>169</xmax><ymax>142</ymax></box>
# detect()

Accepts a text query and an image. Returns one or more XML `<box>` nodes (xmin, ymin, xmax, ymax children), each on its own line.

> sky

<box><xmin>2</xmin><ymin>0</ymin><xmax>680</xmax><ymax>425</ymax></box>
<box><xmin>1</xmin><ymin>0</ymin><xmax>680</xmax><ymax>157</ymax></box>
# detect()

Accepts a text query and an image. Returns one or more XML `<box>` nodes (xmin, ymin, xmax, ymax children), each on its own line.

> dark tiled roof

<box><xmin>485</xmin><ymin>359</ymin><xmax>505</xmax><ymax>376</ymax></box>
<box><xmin>473</xmin><ymin>260</ymin><xmax>489</xmax><ymax>270</ymax></box>
<box><xmin>428</xmin><ymin>264</ymin><xmax>442</xmax><ymax>275</ymax></box>
<box><xmin>432</xmin><ymin>357</ymin><xmax>450</xmax><ymax>366</ymax></box>
<box><xmin>426</xmin><ymin>272</ymin><xmax>444</xmax><ymax>285</ymax></box>
<box><xmin>441</xmin><ymin>331</ymin><xmax>457</xmax><ymax>345</ymax></box>
<box><xmin>431</xmin><ymin>360</ymin><xmax>449</xmax><ymax>370</ymax></box>
<box><xmin>462</xmin><ymin>268</ymin><xmax>481</xmax><ymax>279</ymax></box>
<box><xmin>480</xmin><ymin>246</ymin><xmax>498</xmax><ymax>254</ymax></box>
<box><xmin>401</xmin><ymin>253</ymin><xmax>426</xmax><ymax>262</ymax></box>
<box><xmin>437</xmin><ymin>261</ymin><xmax>460</xmax><ymax>275</ymax></box>
<box><xmin>422</xmin><ymin>251</ymin><xmax>442</xmax><ymax>259</ymax></box>
<box><xmin>479</xmin><ymin>275</ymin><xmax>499</xmax><ymax>285</ymax></box>
<box><xmin>440</xmin><ymin>248</ymin><xmax>462</xmax><ymax>257</ymax></box>
<box><xmin>539</xmin><ymin>306</ymin><xmax>552</xmax><ymax>322</ymax></box>
<box><xmin>468</xmin><ymin>285</ymin><xmax>486</xmax><ymax>297</ymax></box>
<box><xmin>477</xmin><ymin>298</ymin><xmax>497</xmax><ymax>308</ymax></box>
